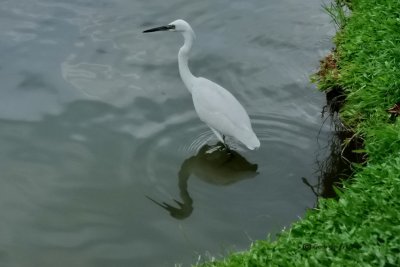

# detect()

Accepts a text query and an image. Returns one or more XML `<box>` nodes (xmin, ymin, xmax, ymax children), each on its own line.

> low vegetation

<box><xmin>196</xmin><ymin>0</ymin><xmax>400</xmax><ymax>265</ymax></box>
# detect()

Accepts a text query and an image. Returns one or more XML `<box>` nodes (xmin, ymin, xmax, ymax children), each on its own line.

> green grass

<box><xmin>195</xmin><ymin>0</ymin><xmax>400</xmax><ymax>266</ymax></box>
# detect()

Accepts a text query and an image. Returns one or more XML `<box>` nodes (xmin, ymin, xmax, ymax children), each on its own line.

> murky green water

<box><xmin>0</xmin><ymin>0</ymin><xmax>334</xmax><ymax>266</ymax></box>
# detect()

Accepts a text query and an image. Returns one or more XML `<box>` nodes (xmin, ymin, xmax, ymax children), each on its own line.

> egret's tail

<box><xmin>237</xmin><ymin>130</ymin><xmax>260</xmax><ymax>150</ymax></box>
<box><xmin>245</xmin><ymin>136</ymin><xmax>260</xmax><ymax>150</ymax></box>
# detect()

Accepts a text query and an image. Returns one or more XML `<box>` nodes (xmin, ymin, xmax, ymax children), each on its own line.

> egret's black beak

<box><xmin>143</xmin><ymin>25</ymin><xmax>175</xmax><ymax>33</ymax></box>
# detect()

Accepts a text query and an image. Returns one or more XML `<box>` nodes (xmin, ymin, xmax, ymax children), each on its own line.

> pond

<box><xmin>0</xmin><ymin>0</ymin><xmax>334</xmax><ymax>266</ymax></box>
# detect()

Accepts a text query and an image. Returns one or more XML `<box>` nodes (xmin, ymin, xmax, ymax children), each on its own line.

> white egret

<box><xmin>143</xmin><ymin>19</ymin><xmax>260</xmax><ymax>150</ymax></box>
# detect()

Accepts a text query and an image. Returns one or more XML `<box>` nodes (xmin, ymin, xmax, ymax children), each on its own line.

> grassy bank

<box><xmin>196</xmin><ymin>0</ymin><xmax>400</xmax><ymax>266</ymax></box>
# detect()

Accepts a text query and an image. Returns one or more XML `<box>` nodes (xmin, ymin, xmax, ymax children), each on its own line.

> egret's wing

<box><xmin>191</xmin><ymin>78</ymin><xmax>260</xmax><ymax>149</ymax></box>
<box><xmin>192</xmin><ymin>77</ymin><xmax>252</xmax><ymax>131</ymax></box>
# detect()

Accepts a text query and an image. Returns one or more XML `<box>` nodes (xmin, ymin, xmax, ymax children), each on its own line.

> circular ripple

<box><xmin>179</xmin><ymin>128</ymin><xmax>214</xmax><ymax>154</ymax></box>
<box><xmin>134</xmin><ymin>109</ymin><xmax>321</xmax><ymax>188</ymax></box>
<box><xmin>132</xmin><ymin>111</ymin><xmax>216</xmax><ymax>189</ymax></box>
<box><xmin>252</xmin><ymin>112</ymin><xmax>318</xmax><ymax>150</ymax></box>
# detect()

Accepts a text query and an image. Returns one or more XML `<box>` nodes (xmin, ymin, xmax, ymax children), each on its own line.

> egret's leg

<box><xmin>222</xmin><ymin>135</ymin><xmax>230</xmax><ymax>150</ymax></box>
<box><xmin>209</xmin><ymin>127</ymin><xmax>224</xmax><ymax>143</ymax></box>
<box><xmin>209</xmin><ymin>127</ymin><xmax>229</xmax><ymax>150</ymax></box>
<box><xmin>222</xmin><ymin>135</ymin><xmax>227</xmax><ymax>147</ymax></box>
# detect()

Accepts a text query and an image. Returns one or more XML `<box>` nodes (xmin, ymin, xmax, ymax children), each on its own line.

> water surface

<box><xmin>0</xmin><ymin>0</ymin><xmax>334</xmax><ymax>266</ymax></box>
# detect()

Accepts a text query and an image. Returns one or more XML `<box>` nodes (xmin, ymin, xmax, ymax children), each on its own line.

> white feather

<box><xmin>144</xmin><ymin>19</ymin><xmax>260</xmax><ymax>150</ymax></box>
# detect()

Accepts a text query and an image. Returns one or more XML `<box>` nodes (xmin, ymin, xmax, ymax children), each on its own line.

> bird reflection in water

<box><xmin>147</xmin><ymin>143</ymin><xmax>258</xmax><ymax>219</ymax></box>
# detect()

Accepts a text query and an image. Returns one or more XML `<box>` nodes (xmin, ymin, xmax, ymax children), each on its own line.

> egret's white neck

<box><xmin>178</xmin><ymin>30</ymin><xmax>196</xmax><ymax>93</ymax></box>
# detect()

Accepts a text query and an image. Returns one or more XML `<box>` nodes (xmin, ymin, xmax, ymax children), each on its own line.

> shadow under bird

<box><xmin>143</xmin><ymin>19</ymin><xmax>260</xmax><ymax>150</ymax></box>
<box><xmin>147</xmin><ymin>143</ymin><xmax>259</xmax><ymax>219</ymax></box>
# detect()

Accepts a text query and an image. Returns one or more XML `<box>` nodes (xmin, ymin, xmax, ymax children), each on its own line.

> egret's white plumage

<box><xmin>143</xmin><ymin>19</ymin><xmax>260</xmax><ymax>150</ymax></box>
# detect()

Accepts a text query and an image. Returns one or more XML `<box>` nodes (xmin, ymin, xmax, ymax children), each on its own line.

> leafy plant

<box><xmin>322</xmin><ymin>0</ymin><xmax>349</xmax><ymax>29</ymax></box>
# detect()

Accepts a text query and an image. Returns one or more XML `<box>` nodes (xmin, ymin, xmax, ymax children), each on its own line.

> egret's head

<box><xmin>167</xmin><ymin>19</ymin><xmax>191</xmax><ymax>32</ymax></box>
<box><xmin>143</xmin><ymin>19</ymin><xmax>195</xmax><ymax>37</ymax></box>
